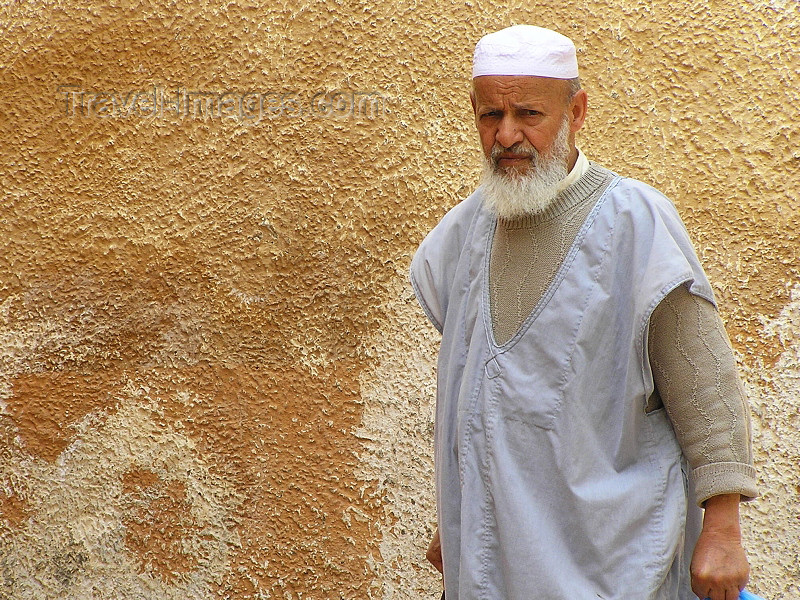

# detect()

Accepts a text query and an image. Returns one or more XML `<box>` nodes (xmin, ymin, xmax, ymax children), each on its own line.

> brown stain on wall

<box><xmin>9</xmin><ymin>372</ymin><xmax>116</xmax><ymax>462</ymax></box>
<box><xmin>121</xmin><ymin>468</ymin><xmax>200</xmax><ymax>582</ymax></box>
<box><xmin>0</xmin><ymin>493</ymin><xmax>29</xmax><ymax>530</ymax></box>
<box><xmin>143</xmin><ymin>363</ymin><xmax>378</xmax><ymax>596</ymax></box>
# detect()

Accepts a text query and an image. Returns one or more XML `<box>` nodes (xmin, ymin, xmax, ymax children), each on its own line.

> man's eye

<box><xmin>481</xmin><ymin>111</ymin><xmax>500</xmax><ymax>119</ymax></box>
<box><xmin>526</xmin><ymin>110</ymin><xmax>541</xmax><ymax>116</ymax></box>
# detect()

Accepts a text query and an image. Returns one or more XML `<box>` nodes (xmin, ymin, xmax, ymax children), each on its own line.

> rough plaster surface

<box><xmin>355</xmin><ymin>279</ymin><xmax>440</xmax><ymax>599</ymax></box>
<box><xmin>0</xmin><ymin>386</ymin><xmax>241</xmax><ymax>599</ymax></box>
<box><xmin>0</xmin><ymin>0</ymin><xmax>797</xmax><ymax>598</ymax></box>
<box><xmin>741</xmin><ymin>283</ymin><xmax>800</xmax><ymax>599</ymax></box>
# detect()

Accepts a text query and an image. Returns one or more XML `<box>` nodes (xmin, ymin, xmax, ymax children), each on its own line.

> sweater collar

<box><xmin>496</xmin><ymin>160</ymin><xmax>612</xmax><ymax>228</ymax></box>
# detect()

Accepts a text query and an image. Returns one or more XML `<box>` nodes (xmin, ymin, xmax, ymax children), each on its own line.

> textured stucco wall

<box><xmin>1</xmin><ymin>1</ymin><xmax>797</xmax><ymax>599</ymax></box>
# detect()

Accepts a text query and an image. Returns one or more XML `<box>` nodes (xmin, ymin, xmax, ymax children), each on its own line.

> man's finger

<box><xmin>426</xmin><ymin>529</ymin><xmax>444</xmax><ymax>574</ymax></box>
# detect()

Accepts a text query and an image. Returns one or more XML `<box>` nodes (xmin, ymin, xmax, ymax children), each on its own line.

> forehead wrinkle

<box><xmin>473</xmin><ymin>76</ymin><xmax>569</xmax><ymax>106</ymax></box>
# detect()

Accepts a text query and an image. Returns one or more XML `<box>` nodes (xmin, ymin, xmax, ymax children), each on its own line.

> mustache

<box><xmin>490</xmin><ymin>143</ymin><xmax>538</xmax><ymax>163</ymax></box>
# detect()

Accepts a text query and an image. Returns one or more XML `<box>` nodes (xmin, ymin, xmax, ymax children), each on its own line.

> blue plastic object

<box><xmin>705</xmin><ymin>592</ymin><xmax>765</xmax><ymax>600</ymax></box>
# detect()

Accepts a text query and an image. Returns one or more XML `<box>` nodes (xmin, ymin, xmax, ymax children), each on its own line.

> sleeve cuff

<box><xmin>692</xmin><ymin>462</ymin><xmax>759</xmax><ymax>507</ymax></box>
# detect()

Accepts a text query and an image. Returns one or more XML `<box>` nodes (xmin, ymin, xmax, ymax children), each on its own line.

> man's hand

<box><xmin>691</xmin><ymin>494</ymin><xmax>749</xmax><ymax>600</ymax></box>
<box><xmin>427</xmin><ymin>527</ymin><xmax>444</xmax><ymax>574</ymax></box>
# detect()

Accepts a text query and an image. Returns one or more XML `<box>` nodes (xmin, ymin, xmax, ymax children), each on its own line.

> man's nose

<box><xmin>495</xmin><ymin>117</ymin><xmax>523</xmax><ymax>149</ymax></box>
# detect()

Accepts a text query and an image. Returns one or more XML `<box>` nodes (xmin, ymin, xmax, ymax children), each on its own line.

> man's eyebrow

<box><xmin>510</xmin><ymin>101</ymin><xmax>543</xmax><ymax>111</ymax></box>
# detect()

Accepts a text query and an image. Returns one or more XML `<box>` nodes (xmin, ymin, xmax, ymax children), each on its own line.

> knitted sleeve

<box><xmin>647</xmin><ymin>284</ymin><xmax>758</xmax><ymax>506</ymax></box>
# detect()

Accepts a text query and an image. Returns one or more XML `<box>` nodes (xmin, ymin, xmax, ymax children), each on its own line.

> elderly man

<box><xmin>410</xmin><ymin>25</ymin><xmax>758</xmax><ymax>600</ymax></box>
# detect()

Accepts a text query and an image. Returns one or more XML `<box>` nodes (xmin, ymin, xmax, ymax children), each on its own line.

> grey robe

<box><xmin>410</xmin><ymin>166</ymin><xmax>708</xmax><ymax>600</ymax></box>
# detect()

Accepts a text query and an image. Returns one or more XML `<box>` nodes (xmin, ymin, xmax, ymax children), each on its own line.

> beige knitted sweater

<box><xmin>489</xmin><ymin>163</ymin><xmax>758</xmax><ymax>506</ymax></box>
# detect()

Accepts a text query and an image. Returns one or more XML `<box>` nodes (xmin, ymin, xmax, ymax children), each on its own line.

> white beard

<box><xmin>480</xmin><ymin>118</ymin><xmax>571</xmax><ymax>219</ymax></box>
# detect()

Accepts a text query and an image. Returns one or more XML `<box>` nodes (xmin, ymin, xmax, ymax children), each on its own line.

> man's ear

<box><xmin>569</xmin><ymin>89</ymin><xmax>588</xmax><ymax>133</ymax></box>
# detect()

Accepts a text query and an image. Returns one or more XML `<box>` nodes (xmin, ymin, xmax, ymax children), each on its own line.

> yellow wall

<box><xmin>1</xmin><ymin>1</ymin><xmax>797</xmax><ymax>598</ymax></box>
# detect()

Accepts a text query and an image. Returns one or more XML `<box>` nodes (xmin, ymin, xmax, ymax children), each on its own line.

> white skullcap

<box><xmin>472</xmin><ymin>25</ymin><xmax>579</xmax><ymax>79</ymax></box>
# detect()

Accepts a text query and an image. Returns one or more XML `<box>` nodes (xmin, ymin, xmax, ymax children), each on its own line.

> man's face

<box><xmin>471</xmin><ymin>75</ymin><xmax>584</xmax><ymax>176</ymax></box>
